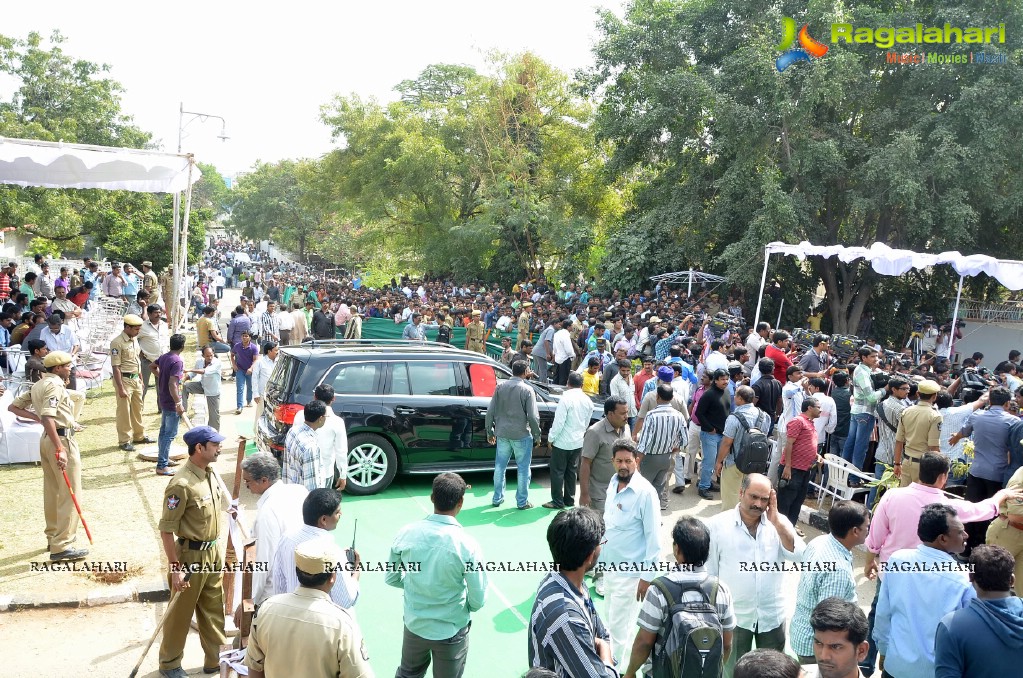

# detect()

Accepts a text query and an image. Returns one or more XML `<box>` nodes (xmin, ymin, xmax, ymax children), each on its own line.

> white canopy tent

<box><xmin>0</xmin><ymin>136</ymin><xmax>202</xmax><ymax>330</ymax></box>
<box><xmin>753</xmin><ymin>241</ymin><xmax>1023</xmax><ymax>339</ymax></box>
<box><xmin>650</xmin><ymin>269</ymin><xmax>728</xmax><ymax>298</ymax></box>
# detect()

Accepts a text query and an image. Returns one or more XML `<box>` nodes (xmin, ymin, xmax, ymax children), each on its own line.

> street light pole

<box><xmin>171</xmin><ymin>102</ymin><xmax>228</xmax><ymax>331</ymax></box>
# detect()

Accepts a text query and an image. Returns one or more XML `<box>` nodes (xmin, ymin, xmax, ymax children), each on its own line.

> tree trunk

<box><xmin>817</xmin><ymin>258</ymin><xmax>876</xmax><ymax>335</ymax></box>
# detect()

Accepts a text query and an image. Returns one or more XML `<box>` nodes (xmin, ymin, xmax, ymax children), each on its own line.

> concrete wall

<box><xmin>952</xmin><ymin>321</ymin><xmax>1023</xmax><ymax>365</ymax></box>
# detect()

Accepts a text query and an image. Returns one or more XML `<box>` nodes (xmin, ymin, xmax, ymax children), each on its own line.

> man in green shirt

<box><xmin>386</xmin><ymin>472</ymin><xmax>488</xmax><ymax>677</ymax></box>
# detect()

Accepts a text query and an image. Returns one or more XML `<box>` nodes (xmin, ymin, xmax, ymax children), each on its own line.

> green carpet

<box><xmin>329</xmin><ymin>472</ymin><xmax>560</xmax><ymax>677</ymax></box>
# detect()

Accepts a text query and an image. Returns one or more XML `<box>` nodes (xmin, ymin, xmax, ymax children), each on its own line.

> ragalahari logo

<box><xmin>776</xmin><ymin>17</ymin><xmax>829</xmax><ymax>71</ymax></box>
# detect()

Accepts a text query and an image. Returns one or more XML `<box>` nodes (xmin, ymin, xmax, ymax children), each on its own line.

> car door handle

<box><xmin>476</xmin><ymin>408</ymin><xmax>488</xmax><ymax>415</ymax></box>
<box><xmin>395</xmin><ymin>406</ymin><xmax>416</xmax><ymax>415</ymax></box>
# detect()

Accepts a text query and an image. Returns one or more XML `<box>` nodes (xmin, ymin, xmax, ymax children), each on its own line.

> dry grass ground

<box><xmin>0</xmin><ymin>336</ymin><xmax>255</xmax><ymax>602</ymax></box>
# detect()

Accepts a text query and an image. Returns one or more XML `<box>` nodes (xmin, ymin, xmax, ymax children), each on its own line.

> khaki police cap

<box><xmin>917</xmin><ymin>379</ymin><xmax>941</xmax><ymax>395</ymax></box>
<box><xmin>123</xmin><ymin>314</ymin><xmax>144</xmax><ymax>327</ymax></box>
<box><xmin>294</xmin><ymin>539</ymin><xmax>345</xmax><ymax>576</ymax></box>
<box><xmin>142</xmin><ymin>261</ymin><xmax>153</xmax><ymax>267</ymax></box>
<box><xmin>43</xmin><ymin>351</ymin><xmax>73</xmax><ymax>368</ymax></box>
<box><xmin>472</xmin><ymin>310</ymin><xmax>482</xmax><ymax>316</ymax></box>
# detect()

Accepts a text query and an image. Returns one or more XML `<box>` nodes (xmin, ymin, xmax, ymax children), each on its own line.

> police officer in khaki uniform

<box><xmin>111</xmin><ymin>313</ymin><xmax>150</xmax><ymax>451</ymax></box>
<box><xmin>142</xmin><ymin>260</ymin><xmax>160</xmax><ymax>304</ymax></box>
<box><xmin>988</xmin><ymin>465</ymin><xmax>1023</xmax><ymax>587</ymax></box>
<box><xmin>158</xmin><ymin>425</ymin><xmax>234</xmax><ymax>678</ymax></box>
<box><xmin>465</xmin><ymin>309</ymin><xmax>486</xmax><ymax>353</ymax></box>
<box><xmin>516</xmin><ymin>301</ymin><xmax>532</xmax><ymax>350</ymax></box>
<box><xmin>246</xmin><ymin>540</ymin><xmax>373</xmax><ymax>678</ymax></box>
<box><xmin>7</xmin><ymin>351</ymin><xmax>87</xmax><ymax>561</ymax></box>
<box><xmin>893</xmin><ymin>379</ymin><xmax>943</xmax><ymax>487</ymax></box>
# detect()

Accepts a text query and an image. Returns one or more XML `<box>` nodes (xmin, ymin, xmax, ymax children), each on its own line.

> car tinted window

<box><xmin>408</xmin><ymin>361</ymin><xmax>459</xmax><ymax>396</ymax></box>
<box><xmin>330</xmin><ymin>362</ymin><xmax>380</xmax><ymax>395</ymax></box>
<box><xmin>390</xmin><ymin>362</ymin><xmax>411</xmax><ymax>395</ymax></box>
<box><xmin>468</xmin><ymin>363</ymin><xmax>497</xmax><ymax>397</ymax></box>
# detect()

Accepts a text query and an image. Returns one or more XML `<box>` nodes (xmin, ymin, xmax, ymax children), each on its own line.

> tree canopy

<box><xmin>582</xmin><ymin>0</ymin><xmax>1023</xmax><ymax>332</ymax></box>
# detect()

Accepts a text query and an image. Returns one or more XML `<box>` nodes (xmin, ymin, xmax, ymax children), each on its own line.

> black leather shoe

<box><xmin>119</xmin><ymin>442</ymin><xmax>135</xmax><ymax>452</ymax></box>
<box><xmin>671</xmin><ymin>486</ymin><xmax>685</xmax><ymax>495</ymax></box>
<box><xmin>50</xmin><ymin>548</ymin><xmax>89</xmax><ymax>561</ymax></box>
<box><xmin>133</xmin><ymin>436</ymin><xmax>156</xmax><ymax>444</ymax></box>
<box><xmin>698</xmin><ymin>489</ymin><xmax>714</xmax><ymax>500</ymax></box>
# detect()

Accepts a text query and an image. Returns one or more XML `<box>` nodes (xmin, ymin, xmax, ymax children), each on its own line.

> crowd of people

<box><xmin>11</xmin><ymin>237</ymin><xmax>1023</xmax><ymax>678</ymax></box>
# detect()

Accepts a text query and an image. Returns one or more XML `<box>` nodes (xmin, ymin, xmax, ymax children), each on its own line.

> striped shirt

<box><xmin>788</xmin><ymin>534</ymin><xmax>855</xmax><ymax>656</ymax></box>
<box><xmin>528</xmin><ymin>572</ymin><xmax>618</xmax><ymax>677</ymax></box>
<box><xmin>260</xmin><ymin>310</ymin><xmax>278</xmax><ymax>340</ymax></box>
<box><xmin>269</xmin><ymin>526</ymin><xmax>358</xmax><ymax>608</ymax></box>
<box><xmin>875</xmin><ymin>397</ymin><xmax>909</xmax><ymax>464</ymax></box>
<box><xmin>283</xmin><ymin>421</ymin><xmax>329</xmax><ymax>491</ymax></box>
<box><xmin>637</xmin><ymin>404</ymin><xmax>688</xmax><ymax>455</ymax></box>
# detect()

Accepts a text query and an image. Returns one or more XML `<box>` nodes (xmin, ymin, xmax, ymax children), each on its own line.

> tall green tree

<box><xmin>583</xmin><ymin>0</ymin><xmax>1023</xmax><ymax>333</ymax></box>
<box><xmin>319</xmin><ymin>54</ymin><xmax>612</xmax><ymax>282</ymax></box>
<box><xmin>229</xmin><ymin>159</ymin><xmax>328</xmax><ymax>261</ymax></box>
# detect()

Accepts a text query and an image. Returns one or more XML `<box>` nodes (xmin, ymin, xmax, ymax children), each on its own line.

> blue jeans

<box><xmin>236</xmin><ymin>372</ymin><xmax>253</xmax><ymax>409</ymax></box>
<box><xmin>157</xmin><ymin>410</ymin><xmax>179</xmax><ymax>469</ymax></box>
<box><xmin>699</xmin><ymin>431</ymin><xmax>723</xmax><ymax>490</ymax></box>
<box><xmin>493</xmin><ymin>436</ymin><xmax>533</xmax><ymax>507</ymax></box>
<box><xmin>866</xmin><ymin>462</ymin><xmax>886</xmax><ymax>510</ymax></box>
<box><xmin>841</xmin><ymin>413</ymin><xmax>875</xmax><ymax>474</ymax></box>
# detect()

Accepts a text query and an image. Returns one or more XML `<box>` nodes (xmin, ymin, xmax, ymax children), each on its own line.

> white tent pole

<box><xmin>776</xmin><ymin>298</ymin><xmax>785</xmax><ymax>329</ymax></box>
<box><xmin>950</xmin><ymin>274</ymin><xmax>965</xmax><ymax>358</ymax></box>
<box><xmin>178</xmin><ymin>159</ymin><xmax>195</xmax><ymax>333</ymax></box>
<box><xmin>753</xmin><ymin>248</ymin><xmax>771</xmax><ymax>328</ymax></box>
<box><xmin>687</xmin><ymin>268</ymin><xmax>693</xmax><ymax>298</ymax></box>
<box><xmin>171</xmin><ymin>191</ymin><xmax>181</xmax><ymax>331</ymax></box>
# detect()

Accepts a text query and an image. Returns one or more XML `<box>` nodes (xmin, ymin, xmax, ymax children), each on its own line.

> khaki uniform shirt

<box><xmin>14</xmin><ymin>373</ymin><xmax>75</xmax><ymax>427</ymax></box>
<box><xmin>581</xmin><ymin>417</ymin><xmax>631</xmax><ymax>503</ymax></box>
<box><xmin>466</xmin><ymin>320</ymin><xmax>485</xmax><ymax>352</ymax></box>
<box><xmin>109</xmin><ymin>331</ymin><xmax>142</xmax><ymax>374</ymax></box>
<box><xmin>159</xmin><ymin>460</ymin><xmax>229</xmax><ymax>563</ymax></box>
<box><xmin>143</xmin><ymin>270</ymin><xmax>159</xmax><ymax>297</ymax></box>
<box><xmin>895</xmin><ymin>402</ymin><xmax>942</xmax><ymax>455</ymax></box>
<box><xmin>246</xmin><ymin>588</ymin><xmax>373</xmax><ymax>678</ymax></box>
<box><xmin>517</xmin><ymin>312</ymin><xmax>530</xmax><ymax>339</ymax></box>
<box><xmin>1002</xmin><ymin>467</ymin><xmax>1023</xmax><ymax>518</ymax></box>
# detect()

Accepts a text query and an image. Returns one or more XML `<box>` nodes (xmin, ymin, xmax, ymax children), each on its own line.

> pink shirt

<box><xmin>864</xmin><ymin>482</ymin><xmax>999</xmax><ymax>574</ymax></box>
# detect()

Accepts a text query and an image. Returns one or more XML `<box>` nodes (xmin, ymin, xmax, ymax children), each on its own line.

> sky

<box><xmin>3</xmin><ymin>1</ymin><xmax>626</xmax><ymax>175</ymax></box>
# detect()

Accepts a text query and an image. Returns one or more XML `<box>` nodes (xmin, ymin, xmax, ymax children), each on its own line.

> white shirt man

<box><xmin>809</xmin><ymin>386</ymin><xmax>837</xmax><ymax>444</ymax></box>
<box><xmin>597</xmin><ymin>443</ymin><xmax>661</xmax><ymax>667</ymax></box>
<box><xmin>552</xmin><ymin>324</ymin><xmax>575</xmax><ymax>366</ymax></box>
<box><xmin>705</xmin><ymin>344</ymin><xmax>730</xmax><ymax>374</ymax></box>
<box><xmin>241</xmin><ymin>457</ymin><xmax>308</xmax><ymax>606</ymax></box>
<box><xmin>705</xmin><ymin>473</ymin><xmax>805</xmax><ymax>669</ymax></box>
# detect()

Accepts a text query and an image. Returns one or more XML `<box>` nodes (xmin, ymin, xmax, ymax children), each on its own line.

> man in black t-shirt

<box><xmin>752</xmin><ymin>357</ymin><xmax>782</xmax><ymax>435</ymax></box>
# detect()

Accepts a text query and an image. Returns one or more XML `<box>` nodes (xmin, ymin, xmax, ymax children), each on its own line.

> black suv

<box><xmin>256</xmin><ymin>340</ymin><xmax>603</xmax><ymax>495</ymax></box>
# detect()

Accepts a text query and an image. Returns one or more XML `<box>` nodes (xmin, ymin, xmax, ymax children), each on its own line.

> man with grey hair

<box><xmin>241</xmin><ymin>452</ymin><xmax>308</xmax><ymax>605</ymax></box>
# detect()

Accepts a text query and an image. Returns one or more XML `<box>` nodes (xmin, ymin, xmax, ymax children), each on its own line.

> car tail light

<box><xmin>274</xmin><ymin>403</ymin><xmax>304</xmax><ymax>425</ymax></box>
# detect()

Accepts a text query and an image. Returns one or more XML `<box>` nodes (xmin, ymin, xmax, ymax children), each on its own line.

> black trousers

<box><xmin>549</xmin><ymin>446</ymin><xmax>581</xmax><ymax>507</ymax></box>
<box><xmin>554</xmin><ymin>359</ymin><xmax>572</xmax><ymax>386</ymax></box>
<box><xmin>776</xmin><ymin>466</ymin><xmax>812</xmax><ymax>526</ymax></box>
<box><xmin>965</xmin><ymin>473</ymin><xmax>1003</xmax><ymax>553</ymax></box>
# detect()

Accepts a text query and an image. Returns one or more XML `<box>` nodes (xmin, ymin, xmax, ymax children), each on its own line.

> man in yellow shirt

<box><xmin>581</xmin><ymin>356</ymin><xmax>602</xmax><ymax>397</ymax></box>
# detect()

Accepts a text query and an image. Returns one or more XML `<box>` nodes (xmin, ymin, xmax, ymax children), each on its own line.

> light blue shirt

<box><xmin>598</xmin><ymin>471</ymin><xmax>661</xmax><ymax>582</ymax></box>
<box><xmin>41</xmin><ymin>325</ymin><xmax>79</xmax><ymax>352</ymax></box>
<box><xmin>959</xmin><ymin>405</ymin><xmax>1018</xmax><ymax>482</ymax></box>
<box><xmin>385</xmin><ymin>514</ymin><xmax>488</xmax><ymax>640</ymax></box>
<box><xmin>122</xmin><ymin>273</ymin><xmax>139</xmax><ymax>296</ymax></box>
<box><xmin>873</xmin><ymin>545</ymin><xmax>975</xmax><ymax>678</ymax></box>
<box><xmin>789</xmin><ymin>534</ymin><xmax>855</xmax><ymax>657</ymax></box>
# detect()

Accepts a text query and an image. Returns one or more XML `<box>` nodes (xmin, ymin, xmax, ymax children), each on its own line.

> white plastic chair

<box><xmin>813</xmin><ymin>454</ymin><xmax>874</xmax><ymax>511</ymax></box>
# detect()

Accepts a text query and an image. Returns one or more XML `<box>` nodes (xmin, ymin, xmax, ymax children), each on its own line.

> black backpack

<box><xmin>650</xmin><ymin>577</ymin><xmax>724</xmax><ymax>678</ymax></box>
<box><xmin>733</xmin><ymin>411</ymin><xmax>772</xmax><ymax>474</ymax></box>
<box><xmin>436</xmin><ymin>323</ymin><xmax>452</xmax><ymax>344</ymax></box>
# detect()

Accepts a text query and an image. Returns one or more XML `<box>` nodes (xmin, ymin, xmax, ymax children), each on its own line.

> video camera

<box><xmin>831</xmin><ymin>334</ymin><xmax>863</xmax><ymax>360</ymax></box>
<box><xmin>910</xmin><ymin>313</ymin><xmax>933</xmax><ymax>334</ymax></box>
<box><xmin>791</xmin><ymin>328</ymin><xmax>815</xmax><ymax>350</ymax></box>
<box><xmin>707</xmin><ymin>312</ymin><xmax>745</xmax><ymax>339</ymax></box>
